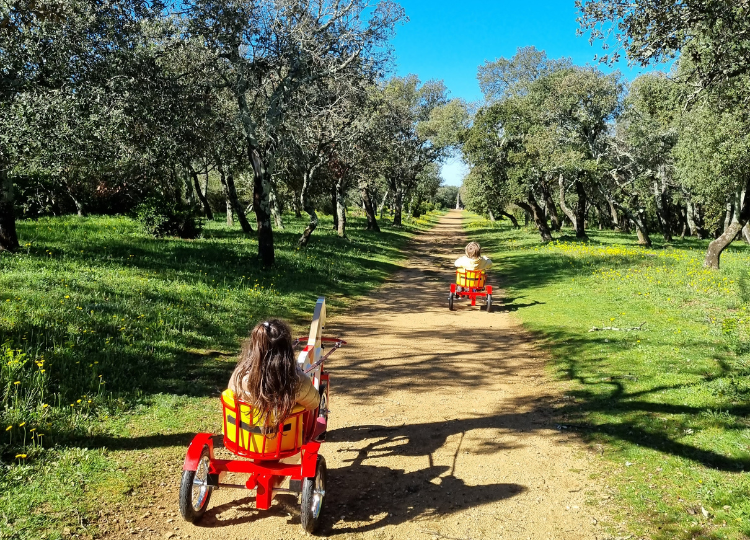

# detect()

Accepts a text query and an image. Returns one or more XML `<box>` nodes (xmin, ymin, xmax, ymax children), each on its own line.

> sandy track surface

<box><xmin>110</xmin><ymin>211</ymin><xmax>607</xmax><ymax>540</ymax></box>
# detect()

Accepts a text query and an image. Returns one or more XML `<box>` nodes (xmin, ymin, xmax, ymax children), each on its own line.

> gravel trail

<box><xmin>111</xmin><ymin>210</ymin><xmax>607</xmax><ymax>540</ymax></box>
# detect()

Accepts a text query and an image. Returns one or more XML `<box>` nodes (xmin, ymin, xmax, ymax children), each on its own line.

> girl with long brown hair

<box><xmin>228</xmin><ymin>319</ymin><xmax>320</xmax><ymax>432</ymax></box>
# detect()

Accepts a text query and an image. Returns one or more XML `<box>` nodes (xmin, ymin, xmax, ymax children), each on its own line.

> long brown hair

<box><xmin>231</xmin><ymin>319</ymin><xmax>298</xmax><ymax>432</ymax></box>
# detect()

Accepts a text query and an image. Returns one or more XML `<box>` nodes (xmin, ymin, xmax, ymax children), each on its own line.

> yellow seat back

<box><xmin>456</xmin><ymin>269</ymin><xmax>486</xmax><ymax>288</ymax></box>
<box><xmin>221</xmin><ymin>389</ymin><xmax>304</xmax><ymax>455</ymax></box>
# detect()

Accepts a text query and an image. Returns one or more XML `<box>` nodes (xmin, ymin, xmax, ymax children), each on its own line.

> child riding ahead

<box><xmin>455</xmin><ymin>241</ymin><xmax>492</xmax><ymax>272</ymax></box>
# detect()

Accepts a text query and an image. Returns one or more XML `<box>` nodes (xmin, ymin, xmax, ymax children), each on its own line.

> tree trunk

<box><xmin>247</xmin><ymin>149</ymin><xmax>274</xmax><ymax>265</ymax></box>
<box><xmin>608</xmin><ymin>200</ymin><xmax>620</xmax><ymax>231</ymax></box>
<box><xmin>393</xmin><ymin>186</ymin><xmax>404</xmax><ymax>227</ymax></box>
<box><xmin>679</xmin><ymin>206</ymin><xmax>688</xmax><ymax>239</ymax></box>
<box><xmin>331</xmin><ymin>186</ymin><xmax>338</xmax><ymax>231</ymax></box>
<box><xmin>298</xmin><ymin>170</ymin><xmax>318</xmax><ymax>247</ymax></box>
<box><xmin>335</xmin><ymin>179</ymin><xmax>346</xmax><ymax>238</ymax></box>
<box><xmin>653</xmin><ymin>171</ymin><xmax>672</xmax><ymax>242</ymax></box>
<box><xmin>574</xmin><ymin>178</ymin><xmax>588</xmax><ymax>240</ymax></box>
<box><xmin>558</xmin><ymin>174</ymin><xmax>577</xmax><ymax>229</ymax></box>
<box><xmin>226</xmin><ymin>171</ymin><xmax>252</xmax><ymax>233</ymax></box>
<box><xmin>360</xmin><ymin>181</ymin><xmax>380</xmax><ymax>232</ymax></box>
<box><xmin>723</xmin><ymin>197</ymin><xmax>734</xmax><ymax>232</ymax></box>
<box><xmin>542</xmin><ymin>181</ymin><xmax>561</xmax><ymax>231</ymax></box>
<box><xmin>235</xmin><ymin>77</ymin><xmax>273</xmax><ymax>264</ymax></box>
<box><xmin>293</xmin><ymin>192</ymin><xmax>302</xmax><ymax>218</ymax></box>
<box><xmin>517</xmin><ymin>192</ymin><xmax>552</xmax><ymax>242</ymax></box>
<box><xmin>216</xmin><ymin>159</ymin><xmax>252</xmax><ymax>232</ymax></box>
<box><xmin>189</xmin><ymin>164</ymin><xmax>213</xmax><ymax>220</ymax></box>
<box><xmin>0</xmin><ymin>168</ymin><xmax>19</xmax><ymax>252</ymax></box>
<box><xmin>63</xmin><ymin>178</ymin><xmax>85</xmax><ymax>217</ymax></box>
<box><xmin>215</xmin><ymin>163</ymin><xmax>234</xmax><ymax>227</ymax></box>
<box><xmin>269</xmin><ymin>183</ymin><xmax>284</xmax><ymax>230</ymax></box>
<box><xmin>592</xmin><ymin>205</ymin><xmax>602</xmax><ymax>230</ymax></box>
<box><xmin>705</xmin><ymin>183</ymin><xmax>750</xmax><ymax>269</ymax></box>
<box><xmin>614</xmin><ymin>199</ymin><xmax>652</xmax><ymax>247</ymax></box>
<box><xmin>742</xmin><ymin>222</ymin><xmax>750</xmax><ymax>245</ymax></box>
<box><xmin>687</xmin><ymin>202</ymin><xmax>707</xmax><ymax>239</ymax></box>
<box><xmin>499</xmin><ymin>210</ymin><xmax>520</xmax><ymax>228</ymax></box>
<box><xmin>488</xmin><ymin>209</ymin><xmax>495</xmax><ymax>222</ymax></box>
<box><xmin>377</xmin><ymin>188</ymin><xmax>389</xmax><ymax>220</ymax></box>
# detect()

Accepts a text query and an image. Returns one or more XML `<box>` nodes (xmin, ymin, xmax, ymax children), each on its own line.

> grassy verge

<box><xmin>0</xmin><ymin>210</ymin><xmax>441</xmax><ymax>540</ymax></box>
<box><xmin>464</xmin><ymin>214</ymin><xmax>750</xmax><ymax>540</ymax></box>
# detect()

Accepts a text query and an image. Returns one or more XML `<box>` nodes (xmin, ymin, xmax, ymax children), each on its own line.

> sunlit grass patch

<box><xmin>0</xmin><ymin>210</ymin><xmax>440</xmax><ymax>539</ymax></box>
<box><xmin>464</xmin><ymin>214</ymin><xmax>750</xmax><ymax>540</ymax></box>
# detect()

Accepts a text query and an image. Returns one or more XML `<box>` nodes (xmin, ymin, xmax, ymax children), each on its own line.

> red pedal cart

<box><xmin>448</xmin><ymin>269</ymin><xmax>493</xmax><ymax>312</ymax></box>
<box><xmin>179</xmin><ymin>298</ymin><xmax>344</xmax><ymax>533</ymax></box>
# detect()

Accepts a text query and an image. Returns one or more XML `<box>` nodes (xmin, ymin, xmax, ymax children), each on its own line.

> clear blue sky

<box><xmin>389</xmin><ymin>0</ymin><xmax>670</xmax><ymax>186</ymax></box>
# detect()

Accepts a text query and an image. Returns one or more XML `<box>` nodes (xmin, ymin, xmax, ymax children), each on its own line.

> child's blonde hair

<box><xmin>465</xmin><ymin>242</ymin><xmax>481</xmax><ymax>259</ymax></box>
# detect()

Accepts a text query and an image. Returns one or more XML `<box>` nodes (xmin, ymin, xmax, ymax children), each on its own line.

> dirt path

<box><xmin>117</xmin><ymin>211</ymin><xmax>607</xmax><ymax>540</ymax></box>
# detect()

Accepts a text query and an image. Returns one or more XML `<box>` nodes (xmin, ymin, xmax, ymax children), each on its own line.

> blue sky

<box><xmin>389</xmin><ymin>0</ymin><xmax>670</xmax><ymax>186</ymax></box>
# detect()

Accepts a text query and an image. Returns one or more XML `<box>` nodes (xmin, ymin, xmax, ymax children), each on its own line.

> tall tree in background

<box><xmin>0</xmin><ymin>0</ymin><xmax>161</xmax><ymax>251</ymax></box>
<box><xmin>576</xmin><ymin>0</ymin><xmax>750</xmax><ymax>92</ymax></box>
<box><xmin>185</xmin><ymin>0</ymin><xmax>403</xmax><ymax>265</ymax></box>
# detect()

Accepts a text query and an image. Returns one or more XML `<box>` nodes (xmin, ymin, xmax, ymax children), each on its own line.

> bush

<box><xmin>135</xmin><ymin>198</ymin><xmax>203</xmax><ymax>238</ymax></box>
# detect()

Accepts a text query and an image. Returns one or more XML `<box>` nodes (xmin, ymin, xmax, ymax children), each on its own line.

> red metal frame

<box><xmin>451</xmin><ymin>270</ymin><xmax>493</xmax><ymax>306</ymax></box>
<box><xmin>182</xmin><ymin>336</ymin><xmax>343</xmax><ymax>513</ymax></box>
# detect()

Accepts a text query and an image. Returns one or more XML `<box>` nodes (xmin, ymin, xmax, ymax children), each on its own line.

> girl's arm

<box><xmin>295</xmin><ymin>371</ymin><xmax>321</xmax><ymax>411</ymax></box>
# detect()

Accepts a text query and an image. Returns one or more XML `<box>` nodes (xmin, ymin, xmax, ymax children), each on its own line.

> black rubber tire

<box><xmin>448</xmin><ymin>292</ymin><xmax>454</xmax><ymax>311</ymax></box>
<box><xmin>179</xmin><ymin>445</ymin><xmax>212</xmax><ymax>522</ymax></box>
<box><xmin>486</xmin><ymin>294</ymin><xmax>493</xmax><ymax>313</ymax></box>
<box><xmin>300</xmin><ymin>455</ymin><xmax>327</xmax><ymax>533</ymax></box>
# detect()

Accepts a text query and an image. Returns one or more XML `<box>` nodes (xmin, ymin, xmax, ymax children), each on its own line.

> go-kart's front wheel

<box><xmin>301</xmin><ymin>455</ymin><xmax>327</xmax><ymax>533</ymax></box>
<box><xmin>179</xmin><ymin>445</ymin><xmax>213</xmax><ymax>522</ymax></box>
<box><xmin>486</xmin><ymin>294</ymin><xmax>493</xmax><ymax>313</ymax></box>
<box><xmin>448</xmin><ymin>292</ymin><xmax>454</xmax><ymax>311</ymax></box>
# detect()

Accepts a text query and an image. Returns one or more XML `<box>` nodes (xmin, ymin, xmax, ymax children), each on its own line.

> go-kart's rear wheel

<box><xmin>179</xmin><ymin>445</ymin><xmax>213</xmax><ymax>522</ymax></box>
<box><xmin>486</xmin><ymin>294</ymin><xmax>493</xmax><ymax>313</ymax></box>
<box><xmin>301</xmin><ymin>455</ymin><xmax>327</xmax><ymax>533</ymax></box>
<box><xmin>448</xmin><ymin>292</ymin><xmax>454</xmax><ymax>311</ymax></box>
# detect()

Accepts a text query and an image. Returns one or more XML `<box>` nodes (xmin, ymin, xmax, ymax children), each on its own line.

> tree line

<box><xmin>461</xmin><ymin>1</ymin><xmax>750</xmax><ymax>270</ymax></box>
<box><xmin>0</xmin><ymin>0</ymin><xmax>466</xmax><ymax>263</ymax></box>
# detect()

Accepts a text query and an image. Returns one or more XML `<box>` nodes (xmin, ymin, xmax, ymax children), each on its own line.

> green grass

<box><xmin>0</xmin><ymin>210</ymin><xmax>441</xmax><ymax>540</ymax></box>
<box><xmin>465</xmin><ymin>214</ymin><xmax>750</xmax><ymax>540</ymax></box>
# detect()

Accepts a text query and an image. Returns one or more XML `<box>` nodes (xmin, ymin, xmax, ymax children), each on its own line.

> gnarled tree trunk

<box><xmin>269</xmin><ymin>182</ymin><xmax>283</xmax><ymax>230</ymax></box>
<box><xmin>654</xmin><ymin>170</ymin><xmax>672</xmax><ymax>241</ymax></box>
<box><xmin>335</xmin><ymin>178</ymin><xmax>346</xmax><ymax>237</ymax></box>
<box><xmin>298</xmin><ymin>169</ymin><xmax>318</xmax><ymax>247</ymax></box>
<box><xmin>393</xmin><ymin>185</ymin><xmax>404</xmax><ymax>227</ymax></box>
<box><xmin>541</xmin><ymin>180</ymin><xmax>560</xmax><ymax>231</ymax></box>
<box><xmin>0</xmin><ymin>168</ymin><xmax>19</xmax><ymax>252</ymax></box>
<box><xmin>614</xmin><ymin>198</ymin><xmax>652</xmax><ymax>247</ymax></box>
<box><xmin>188</xmin><ymin>164</ymin><xmax>213</xmax><ymax>220</ymax></box>
<box><xmin>559</xmin><ymin>174</ymin><xmax>576</xmax><ymax>230</ymax></box>
<box><xmin>216</xmin><ymin>158</ymin><xmax>252</xmax><ymax>233</ymax></box>
<box><xmin>360</xmin><ymin>181</ymin><xmax>379</xmax><ymax>232</ymax></box>
<box><xmin>499</xmin><ymin>210</ymin><xmax>520</xmax><ymax>228</ymax></box>
<box><xmin>574</xmin><ymin>178</ymin><xmax>588</xmax><ymax>240</ymax></box>
<box><xmin>517</xmin><ymin>192</ymin><xmax>552</xmax><ymax>242</ymax></box>
<box><xmin>705</xmin><ymin>183</ymin><xmax>750</xmax><ymax>269</ymax></box>
<box><xmin>377</xmin><ymin>188</ymin><xmax>389</xmax><ymax>220</ymax></box>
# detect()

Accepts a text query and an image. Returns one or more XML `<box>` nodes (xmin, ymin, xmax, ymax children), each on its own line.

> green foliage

<box><xmin>465</xmin><ymin>212</ymin><xmax>750</xmax><ymax>540</ymax></box>
<box><xmin>434</xmin><ymin>186</ymin><xmax>459</xmax><ymax>209</ymax></box>
<box><xmin>577</xmin><ymin>0</ymin><xmax>750</xmax><ymax>91</ymax></box>
<box><xmin>135</xmin><ymin>198</ymin><xmax>203</xmax><ymax>239</ymax></box>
